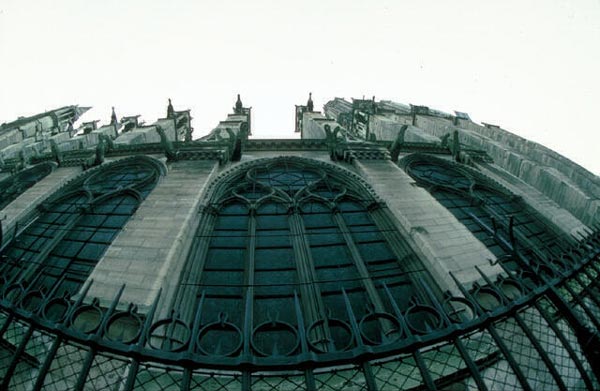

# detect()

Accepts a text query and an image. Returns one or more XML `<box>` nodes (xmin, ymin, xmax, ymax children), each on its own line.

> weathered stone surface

<box><xmin>114</xmin><ymin>125</ymin><xmax>162</xmax><ymax>145</ymax></box>
<box><xmin>370</xmin><ymin>117</ymin><xmax>440</xmax><ymax>143</ymax></box>
<box><xmin>0</xmin><ymin>129</ymin><xmax>22</xmax><ymax>151</ymax></box>
<box><xmin>1</xmin><ymin>166</ymin><xmax>82</xmax><ymax>246</ymax></box>
<box><xmin>301</xmin><ymin>112</ymin><xmax>339</xmax><ymax>139</ymax></box>
<box><xmin>354</xmin><ymin>159</ymin><xmax>501</xmax><ymax>289</ymax></box>
<box><xmin>240</xmin><ymin>150</ymin><xmax>334</xmax><ymax>163</ymax></box>
<box><xmin>479</xmin><ymin>163</ymin><xmax>589</xmax><ymax>237</ymax></box>
<box><xmin>354</xmin><ymin>108</ymin><xmax>600</xmax><ymax>227</ymax></box>
<box><xmin>414</xmin><ymin>115</ymin><xmax>600</xmax><ymax>226</ymax></box>
<box><xmin>87</xmin><ymin>160</ymin><xmax>219</xmax><ymax>310</ymax></box>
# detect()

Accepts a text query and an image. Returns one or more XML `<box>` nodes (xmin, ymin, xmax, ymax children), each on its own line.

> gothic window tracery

<box><xmin>0</xmin><ymin>162</ymin><xmax>55</xmax><ymax>210</ymax></box>
<box><xmin>173</xmin><ymin>158</ymin><xmax>436</xmax><ymax>358</ymax></box>
<box><xmin>402</xmin><ymin>154</ymin><xmax>568</xmax><ymax>260</ymax></box>
<box><xmin>0</xmin><ymin>157</ymin><xmax>162</xmax><ymax>295</ymax></box>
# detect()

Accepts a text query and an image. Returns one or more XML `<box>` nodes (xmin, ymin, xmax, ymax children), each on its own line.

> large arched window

<box><xmin>401</xmin><ymin>154</ymin><xmax>569</xmax><ymax>260</ymax></box>
<box><xmin>172</xmin><ymin>158</ymin><xmax>437</xmax><ymax>358</ymax></box>
<box><xmin>0</xmin><ymin>162</ymin><xmax>55</xmax><ymax>210</ymax></box>
<box><xmin>0</xmin><ymin>157</ymin><xmax>163</xmax><ymax>296</ymax></box>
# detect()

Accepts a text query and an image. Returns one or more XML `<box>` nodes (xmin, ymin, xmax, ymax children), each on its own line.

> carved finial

<box><xmin>307</xmin><ymin>92</ymin><xmax>314</xmax><ymax>112</ymax></box>
<box><xmin>110</xmin><ymin>107</ymin><xmax>118</xmax><ymax>126</ymax></box>
<box><xmin>234</xmin><ymin>94</ymin><xmax>243</xmax><ymax>114</ymax></box>
<box><xmin>167</xmin><ymin>98</ymin><xmax>175</xmax><ymax>118</ymax></box>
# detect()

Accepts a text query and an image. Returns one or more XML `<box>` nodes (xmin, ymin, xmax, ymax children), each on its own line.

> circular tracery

<box><xmin>406</xmin><ymin>161</ymin><xmax>473</xmax><ymax>190</ymax></box>
<box><xmin>84</xmin><ymin>162</ymin><xmax>158</xmax><ymax>194</ymax></box>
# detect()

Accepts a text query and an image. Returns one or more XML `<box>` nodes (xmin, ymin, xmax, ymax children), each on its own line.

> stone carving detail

<box><xmin>203</xmin><ymin>156</ymin><xmax>383</xmax><ymax>203</ymax></box>
<box><xmin>156</xmin><ymin>125</ymin><xmax>177</xmax><ymax>160</ymax></box>
<box><xmin>49</xmin><ymin>139</ymin><xmax>63</xmax><ymax>165</ymax></box>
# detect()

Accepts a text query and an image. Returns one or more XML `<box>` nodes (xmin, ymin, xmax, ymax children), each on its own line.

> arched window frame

<box><xmin>171</xmin><ymin>157</ymin><xmax>439</xmax><ymax>358</ymax></box>
<box><xmin>0</xmin><ymin>156</ymin><xmax>165</xmax><ymax>296</ymax></box>
<box><xmin>0</xmin><ymin>162</ymin><xmax>56</xmax><ymax>210</ymax></box>
<box><xmin>400</xmin><ymin>153</ymin><xmax>571</xmax><ymax>260</ymax></box>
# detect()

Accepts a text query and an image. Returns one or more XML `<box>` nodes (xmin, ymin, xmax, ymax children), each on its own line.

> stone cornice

<box><xmin>245</xmin><ymin>139</ymin><xmax>328</xmax><ymax>151</ymax></box>
<box><xmin>333</xmin><ymin>141</ymin><xmax>391</xmax><ymax>162</ymax></box>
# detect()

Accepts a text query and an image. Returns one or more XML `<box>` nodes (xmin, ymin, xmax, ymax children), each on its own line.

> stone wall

<box><xmin>359</xmin><ymin>109</ymin><xmax>599</xmax><ymax>227</ymax></box>
<box><xmin>410</xmin><ymin>114</ymin><xmax>599</xmax><ymax>226</ymax></box>
<box><xmin>477</xmin><ymin>162</ymin><xmax>589</xmax><ymax>237</ymax></box>
<box><xmin>301</xmin><ymin>112</ymin><xmax>338</xmax><ymax>139</ymax></box>
<box><xmin>87</xmin><ymin>159</ymin><xmax>219</xmax><ymax>312</ymax></box>
<box><xmin>370</xmin><ymin>116</ymin><xmax>440</xmax><ymax>143</ymax></box>
<box><xmin>354</xmin><ymin>158</ymin><xmax>501</xmax><ymax>289</ymax></box>
<box><xmin>1</xmin><ymin>166</ymin><xmax>82</xmax><ymax>247</ymax></box>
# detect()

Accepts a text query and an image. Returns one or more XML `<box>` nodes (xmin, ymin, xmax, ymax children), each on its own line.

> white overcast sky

<box><xmin>1</xmin><ymin>0</ymin><xmax>599</xmax><ymax>174</ymax></box>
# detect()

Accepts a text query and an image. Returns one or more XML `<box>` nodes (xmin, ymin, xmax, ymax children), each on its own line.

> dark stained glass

<box><xmin>175</xmin><ymin>159</ymin><xmax>433</xmax><ymax>358</ymax></box>
<box><xmin>404</xmin><ymin>155</ymin><xmax>567</xmax><ymax>259</ymax></box>
<box><xmin>0</xmin><ymin>157</ymin><xmax>161</xmax><ymax>294</ymax></box>
<box><xmin>38</xmin><ymin>193</ymin><xmax>140</xmax><ymax>295</ymax></box>
<box><xmin>0</xmin><ymin>162</ymin><xmax>54</xmax><ymax>210</ymax></box>
<box><xmin>0</xmin><ymin>192</ymin><xmax>89</xmax><ymax>282</ymax></box>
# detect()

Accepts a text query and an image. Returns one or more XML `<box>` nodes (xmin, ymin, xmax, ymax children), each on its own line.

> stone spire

<box><xmin>167</xmin><ymin>98</ymin><xmax>175</xmax><ymax>118</ymax></box>
<box><xmin>307</xmin><ymin>92</ymin><xmax>314</xmax><ymax>112</ymax></box>
<box><xmin>110</xmin><ymin>107</ymin><xmax>118</xmax><ymax>126</ymax></box>
<box><xmin>234</xmin><ymin>94</ymin><xmax>243</xmax><ymax>114</ymax></box>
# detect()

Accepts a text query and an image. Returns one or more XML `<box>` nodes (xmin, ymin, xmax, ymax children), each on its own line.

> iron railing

<box><xmin>1</xmin><ymin>227</ymin><xmax>600</xmax><ymax>390</ymax></box>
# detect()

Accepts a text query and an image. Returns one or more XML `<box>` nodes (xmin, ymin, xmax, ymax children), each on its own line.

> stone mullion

<box><xmin>369</xmin><ymin>206</ymin><xmax>442</xmax><ymax>298</ymax></box>
<box><xmin>288</xmin><ymin>210</ymin><xmax>326</xmax><ymax>325</ymax></box>
<box><xmin>332</xmin><ymin>211</ymin><xmax>386</xmax><ymax>313</ymax></box>
<box><xmin>241</xmin><ymin>208</ymin><xmax>258</xmax><ymax>391</ymax></box>
<box><xmin>244</xmin><ymin>208</ymin><xmax>257</xmax><ymax>339</ymax></box>
<box><xmin>19</xmin><ymin>208</ymin><xmax>84</xmax><ymax>284</ymax></box>
<box><xmin>169</xmin><ymin>207</ymin><xmax>217</xmax><ymax>322</ymax></box>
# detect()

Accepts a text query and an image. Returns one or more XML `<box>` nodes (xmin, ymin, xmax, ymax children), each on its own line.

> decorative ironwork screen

<box><xmin>0</xmin><ymin>156</ymin><xmax>599</xmax><ymax>390</ymax></box>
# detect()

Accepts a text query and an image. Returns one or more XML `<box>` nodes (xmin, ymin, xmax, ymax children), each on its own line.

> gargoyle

<box><xmin>156</xmin><ymin>125</ymin><xmax>177</xmax><ymax>161</ymax></box>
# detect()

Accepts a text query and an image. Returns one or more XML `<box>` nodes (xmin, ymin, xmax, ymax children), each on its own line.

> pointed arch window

<box><xmin>0</xmin><ymin>162</ymin><xmax>55</xmax><ymax>210</ymax></box>
<box><xmin>173</xmin><ymin>158</ymin><xmax>437</xmax><ymax>358</ymax></box>
<box><xmin>401</xmin><ymin>155</ymin><xmax>568</xmax><ymax>259</ymax></box>
<box><xmin>0</xmin><ymin>157</ymin><xmax>163</xmax><ymax>295</ymax></box>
